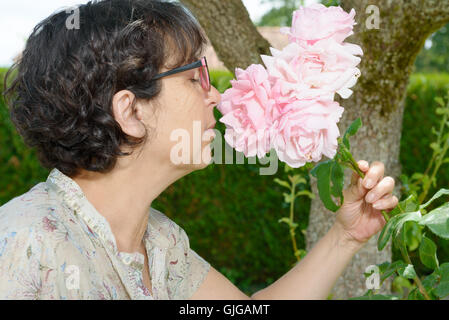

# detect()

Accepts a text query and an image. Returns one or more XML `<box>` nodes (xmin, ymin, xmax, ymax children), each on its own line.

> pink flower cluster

<box><xmin>217</xmin><ymin>4</ymin><xmax>363</xmax><ymax>168</ymax></box>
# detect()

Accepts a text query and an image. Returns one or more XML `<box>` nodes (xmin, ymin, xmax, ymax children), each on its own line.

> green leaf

<box><xmin>273</xmin><ymin>178</ymin><xmax>291</xmax><ymax>190</ymax></box>
<box><xmin>410</xmin><ymin>173</ymin><xmax>424</xmax><ymax>181</ymax></box>
<box><xmin>392</xmin><ymin>276</ymin><xmax>413</xmax><ymax>297</ymax></box>
<box><xmin>435</xmin><ymin>281</ymin><xmax>449</xmax><ymax>298</ymax></box>
<box><xmin>342</xmin><ymin>118</ymin><xmax>362</xmax><ymax>149</ymax></box>
<box><xmin>398</xmin><ymin>264</ymin><xmax>417</xmax><ymax>279</ymax></box>
<box><xmin>420</xmin><ymin>188</ymin><xmax>449</xmax><ymax>210</ymax></box>
<box><xmin>288</xmin><ymin>175</ymin><xmax>307</xmax><ymax>186</ymax></box>
<box><xmin>282</xmin><ymin>192</ymin><xmax>294</xmax><ymax>204</ymax></box>
<box><xmin>330</xmin><ymin>161</ymin><xmax>344</xmax><ymax>201</ymax></box>
<box><xmin>419</xmin><ymin>202</ymin><xmax>449</xmax><ymax>239</ymax></box>
<box><xmin>310</xmin><ymin>160</ymin><xmax>340</xmax><ymax>212</ymax></box>
<box><xmin>350</xmin><ymin>294</ymin><xmax>399</xmax><ymax>300</ymax></box>
<box><xmin>419</xmin><ymin>236</ymin><xmax>439</xmax><ymax>270</ymax></box>
<box><xmin>408</xmin><ymin>288</ymin><xmax>426</xmax><ymax>300</ymax></box>
<box><xmin>393</xmin><ymin>212</ymin><xmax>422</xmax><ymax>240</ymax></box>
<box><xmin>431</xmin><ymin>126</ymin><xmax>439</xmax><ymax>136</ymax></box>
<box><xmin>278</xmin><ymin>217</ymin><xmax>298</xmax><ymax>229</ymax></box>
<box><xmin>404</xmin><ymin>221</ymin><xmax>422</xmax><ymax>251</ymax></box>
<box><xmin>295</xmin><ymin>190</ymin><xmax>315</xmax><ymax>199</ymax></box>
<box><xmin>435</xmin><ymin>107</ymin><xmax>446</xmax><ymax>115</ymax></box>
<box><xmin>378</xmin><ymin>210</ymin><xmax>422</xmax><ymax>251</ymax></box>
<box><xmin>294</xmin><ymin>249</ymin><xmax>307</xmax><ymax>259</ymax></box>
<box><xmin>435</xmin><ymin>96</ymin><xmax>445</xmax><ymax>107</ymax></box>
<box><xmin>378</xmin><ymin>214</ymin><xmax>403</xmax><ymax>251</ymax></box>
<box><xmin>422</xmin><ymin>272</ymin><xmax>440</xmax><ymax>293</ymax></box>
<box><xmin>379</xmin><ymin>260</ymin><xmax>407</xmax><ymax>283</ymax></box>
<box><xmin>388</xmin><ymin>194</ymin><xmax>419</xmax><ymax>217</ymax></box>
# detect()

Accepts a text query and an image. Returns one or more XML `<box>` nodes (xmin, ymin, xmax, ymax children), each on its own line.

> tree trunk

<box><xmin>307</xmin><ymin>0</ymin><xmax>449</xmax><ymax>299</ymax></box>
<box><xmin>180</xmin><ymin>0</ymin><xmax>272</xmax><ymax>73</ymax></box>
<box><xmin>181</xmin><ymin>0</ymin><xmax>449</xmax><ymax>299</ymax></box>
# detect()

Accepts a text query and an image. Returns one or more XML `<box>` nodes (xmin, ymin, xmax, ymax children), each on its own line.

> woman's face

<box><xmin>139</xmin><ymin>57</ymin><xmax>222</xmax><ymax>172</ymax></box>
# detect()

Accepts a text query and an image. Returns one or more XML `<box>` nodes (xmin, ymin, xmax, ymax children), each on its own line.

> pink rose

<box><xmin>280</xmin><ymin>4</ymin><xmax>356</xmax><ymax>46</ymax></box>
<box><xmin>272</xmin><ymin>99</ymin><xmax>344</xmax><ymax>168</ymax></box>
<box><xmin>261</xmin><ymin>39</ymin><xmax>362</xmax><ymax>100</ymax></box>
<box><xmin>217</xmin><ymin>64</ymin><xmax>280</xmax><ymax>158</ymax></box>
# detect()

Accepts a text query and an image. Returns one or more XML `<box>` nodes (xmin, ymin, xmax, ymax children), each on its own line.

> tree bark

<box><xmin>181</xmin><ymin>0</ymin><xmax>449</xmax><ymax>299</ymax></box>
<box><xmin>180</xmin><ymin>0</ymin><xmax>272</xmax><ymax>74</ymax></box>
<box><xmin>307</xmin><ymin>0</ymin><xmax>449</xmax><ymax>299</ymax></box>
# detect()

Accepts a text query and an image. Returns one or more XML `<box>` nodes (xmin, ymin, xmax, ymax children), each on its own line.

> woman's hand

<box><xmin>335</xmin><ymin>160</ymin><xmax>399</xmax><ymax>246</ymax></box>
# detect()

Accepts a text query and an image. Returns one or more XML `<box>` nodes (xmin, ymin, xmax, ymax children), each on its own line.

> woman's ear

<box><xmin>112</xmin><ymin>90</ymin><xmax>146</xmax><ymax>138</ymax></box>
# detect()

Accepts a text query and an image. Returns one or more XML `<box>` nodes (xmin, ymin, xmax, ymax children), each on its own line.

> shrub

<box><xmin>1</xmin><ymin>68</ymin><xmax>449</xmax><ymax>295</ymax></box>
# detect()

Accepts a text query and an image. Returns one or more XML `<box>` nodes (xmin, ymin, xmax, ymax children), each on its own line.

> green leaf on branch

<box><xmin>434</xmin><ymin>263</ymin><xmax>449</xmax><ymax>298</ymax></box>
<box><xmin>377</xmin><ymin>211</ymin><xmax>421</xmax><ymax>251</ymax></box>
<box><xmin>378</xmin><ymin>261</ymin><xmax>407</xmax><ymax>283</ymax></box>
<box><xmin>282</xmin><ymin>192</ymin><xmax>294</xmax><ymax>204</ymax></box>
<box><xmin>419</xmin><ymin>236</ymin><xmax>439</xmax><ymax>270</ymax></box>
<box><xmin>294</xmin><ymin>249</ymin><xmax>307</xmax><ymax>260</ymax></box>
<box><xmin>342</xmin><ymin>118</ymin><xmax>362</xmax><ymax>149</ymax></box>
<box><xmin>378</xmin><ymin>211</ymin><xmax>422</xmax><ymax>251</ymax></box>
<box><xmin>422</xmin><ymin>272</ymin><xmax>440</xmax><ymax>294</ymax></box>
<box><xmin>435</xmin><ymin>96</ymin><xmax>445</xmax><ymax>107</ymax></box>
<box><xmin>435</xmin><ymin>282</ymin><xmax>449</xmax><ymax>298</ymax></box>
<box><xmin>430</xmin><ymin>142</ymin><xmax>441</xmax><ymax>153</ymax></box>
<box><xmin>288</xmin><ymin>175</ymin><xmax>307</xmax><ymax>186</ymax></box>
<box><xmin>295</xmin><ymin>190</ymin><xmax>315</xmax><ymax>199</ymax></box>
<box><xmin>310</xmin><ymin>160</ymin><xmax>341</xmax><ymax>212</ymax></box>
<box><xmin>398</xmin><ymin>264</ymin><xmax>417</xmax><ymax>279</ymax></box>
<box><xmin>419</xmin><ymin>202</ymin><xmax>449</xmax><ymax>239</ymax></box>
<box><xmin>378</xmin><ymin>215</ymin><xmax>402</xmax><ymax>251</ymax></box>
<box><xmin>419</xmin><ymin>188</ymin><xmax>449</xmax><ymax>210</ymax></box>
<box><xmin>278</xmin><ymin>217</ymin><xmax>298</xmax><ymax>229</ymax></box>
<box><xmin>408</xmin><ymin>288</ymin><xmax>426</xmax><ymax>300</ymax></box>
<box><xmin>389</xmin><ymin>194</ymin><xmax>419</xmax><ymax>217</ymax></box>
<box><xmin>404</xmin><ymin>221</ymin><xmax>422</xmax><ymax>251</ymax></box>
<box><xmin>273</xmin><ymin>178</ymin><xmax>291</xmax><ymax>190</ymax></box>
<box><xmin>331</xmin><ymin>160</ymin><xmax>344</xmax><ymax>199</ymax></box>
<box><xmin>350</xmin><ymin>294</ymin><xmax>399</xmax><ymax>300</ymax></box>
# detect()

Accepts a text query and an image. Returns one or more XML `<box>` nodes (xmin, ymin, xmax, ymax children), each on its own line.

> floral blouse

<box><xmin>0</xmin><ymin>168</ymin><xmax>211</xmax><ymax>300</ymax></box>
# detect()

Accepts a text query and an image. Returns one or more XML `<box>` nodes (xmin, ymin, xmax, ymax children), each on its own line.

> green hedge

<box><xmin>1</xmin><ymin>68</ymin><xmax>449</xmax><ymax>295</ymax></box>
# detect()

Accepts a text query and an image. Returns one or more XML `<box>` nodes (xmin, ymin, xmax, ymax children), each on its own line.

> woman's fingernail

<box><xmin>365</xmin><ymin>179</ymin><xmax>373</xmax><ymax>188</ymax></box>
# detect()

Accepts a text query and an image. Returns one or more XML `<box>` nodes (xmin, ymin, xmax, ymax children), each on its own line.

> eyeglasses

<box><xmin>152</xmin><ymin>56</ymin><xmax>211</xmax><ymax>92</ymax></box>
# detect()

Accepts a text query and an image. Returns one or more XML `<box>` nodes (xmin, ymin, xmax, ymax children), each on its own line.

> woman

<box><xmin>1</xmin><ymin>0</ymin><xmax>398</xmax><ymax>299</ymax></box>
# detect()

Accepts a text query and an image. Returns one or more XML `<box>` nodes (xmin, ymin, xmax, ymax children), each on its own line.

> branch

<box><xmin>419</xmin><ymin>0</ymin><xmax>449</xmax><ymax>31</ymax></box>
<box><xmin>180</xmin><ymin>0</ymin><xmax>271</xmax><ymax>73</ymax></box>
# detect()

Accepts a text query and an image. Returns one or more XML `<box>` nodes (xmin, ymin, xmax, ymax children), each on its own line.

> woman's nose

<box><xmin>209</xmin><ymin>85</ymin><xmax>221</xmax><ymax>107</ymax></box>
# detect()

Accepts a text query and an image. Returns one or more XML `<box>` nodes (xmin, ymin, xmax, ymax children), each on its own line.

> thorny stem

<box><xmin>399</xmin><ymin>244</ymin><xmax>431</xmax><ymax>300</ymax></box>
<box><xmin>338</xmin><ymin>142</ymin><xmax>391</xmax><ymax>222</ymax></box>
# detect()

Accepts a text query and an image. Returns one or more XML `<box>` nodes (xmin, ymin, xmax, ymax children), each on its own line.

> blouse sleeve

<box><xmin>165</xmin><ymin>223</ymin><xmax>211</xmax><ymax>300</ymax></box>
<box><xmin>0</xmin><ymin>226</ymin><xmax>52</xmax><ymax>299</ymax></box>
<box><xmin>178</xmin><ymin>227</ymin><xmax>211</xmax><ymax>299</ymax></box>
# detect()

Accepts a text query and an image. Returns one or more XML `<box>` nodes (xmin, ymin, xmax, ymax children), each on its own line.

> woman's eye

<box><xmin>191</xmin><ymin>78</ymin><xmax>200</xmax><ymax>83</ymax></box>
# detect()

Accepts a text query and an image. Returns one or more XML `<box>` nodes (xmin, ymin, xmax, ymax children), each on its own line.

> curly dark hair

<box><xmin>3</xmin><ymin>0</ymin><xmax>208</xmax><ymax>177</ymax></box>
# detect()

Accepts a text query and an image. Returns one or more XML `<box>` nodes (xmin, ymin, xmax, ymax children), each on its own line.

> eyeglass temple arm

<box><xmin>152</xmin><ymin>60</ymin><xmax>203</xmax><ymax>80</ymax></box>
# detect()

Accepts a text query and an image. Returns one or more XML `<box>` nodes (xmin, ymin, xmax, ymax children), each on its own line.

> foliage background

<box><xmin>1</xmin><ymin>0</ymin><xmax>449</xmax><ymax>298</ymax></box>
<box><xmin>2</xmin><ymin>66</ymin><xmax>449</xmax><ymax>295</ymax></box>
